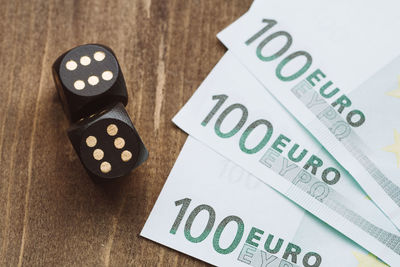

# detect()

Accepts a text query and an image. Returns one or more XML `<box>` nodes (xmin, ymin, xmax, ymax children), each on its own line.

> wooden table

<box><xmin>0</xmin><ymin>0</ymin><xmax>251</xmax><ymax>265</ymax></box>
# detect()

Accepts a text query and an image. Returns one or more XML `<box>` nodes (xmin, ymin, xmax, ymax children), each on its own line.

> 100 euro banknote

<box><xmin>218</xmin><ymin>0</ymin><xmax>400</xmax><ymax>230</ymax></box>
<box><xmin>172</xmin><ymin>52</ymin><xmax>400</xmax><ymax>266</ymax></box>
<box><xmin>142</xmin><ymin>137</ymin><xmax>386</xmax><ymax>267</ymax></box>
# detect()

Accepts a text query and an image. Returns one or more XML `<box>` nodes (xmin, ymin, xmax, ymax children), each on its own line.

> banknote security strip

<box><xmin>292</xmin><ymin>78</ymin><xmax>400</xmax><ymax>212</ymax></box>
<box><xmin>259</xmin><ymin>148</ymin><xmax>400</xmax><ymax>253</ymax></box>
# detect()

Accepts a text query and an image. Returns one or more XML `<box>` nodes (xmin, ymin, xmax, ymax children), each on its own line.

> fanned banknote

<box><xmin>172</xmin><ymin>52</ymin><xmax>400</xmax><ymax>266</ymax></box>
<box><xmin>142</xmin><ymin>137</ymin><xmax>387</xmax><ymax>267</ymax></box>
<box><xmin>217</xmin><ymin>0</ymin><xmax>400</xmax><ymax>230</ymax></box>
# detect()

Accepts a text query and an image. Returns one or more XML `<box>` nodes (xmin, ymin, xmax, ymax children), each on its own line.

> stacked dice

<box><xmin>52</xmin><ymin>44</ymin><xmax>148</xmax><ymax>182</ymax></box>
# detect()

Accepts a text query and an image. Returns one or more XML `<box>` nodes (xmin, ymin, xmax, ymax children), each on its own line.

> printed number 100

<box><xmin>169</xmin><ymin>198</ymin><xmax>244</xmax><ymax>255</ymax></box>
<box><xmin>201</xmin><ymin>94</ymin><xmax>273</xmax><ymax>154</ymax></box>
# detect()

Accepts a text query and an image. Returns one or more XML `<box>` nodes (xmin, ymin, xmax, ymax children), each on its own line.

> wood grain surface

<box><xmin>0</xmin><ymin>0</ymin><xmax>251</xmax><ymax>266</ymax></box>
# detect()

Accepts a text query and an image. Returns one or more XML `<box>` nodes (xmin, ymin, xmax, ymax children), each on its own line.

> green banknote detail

<box><xmin>169</xmin><ymin>197</ymin><xmax>322</xmax><ymax>266</ymax></box>
<box><xmin>260</xmin><ymin>148</ymin><xmax>400</xmax><ymax>254</ymax></box>
<box><xmin>291</xmin><ymin>78</ymin><xmax>400</xmax><ymax>208</ymax></box>
<box><xmin>201</xmin><ymin>93</ymin><xmax>400</xmax><ymax>256</ymax></box>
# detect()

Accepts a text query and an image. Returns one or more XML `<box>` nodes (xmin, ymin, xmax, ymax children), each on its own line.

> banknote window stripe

<box><xmin>389</xmin><ymin>236</ymin><xmax>398</xmax><ymax>250</ymax></box>
<box><xmin>260</xmin><ymin>149</ymin><xmax>400</xmax><ymax>254</ymax></box>
<box><xmin>290</xmin><ymin>80</ymin><xmax>400</xmax><ymax>208</ymax></box>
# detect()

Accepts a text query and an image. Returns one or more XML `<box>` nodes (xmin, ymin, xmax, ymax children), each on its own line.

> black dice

<box><xmin>68</xmin><ymin>103</ymin><xmax>148</xmax><ymax>181</ymax></box>
<box><xmin>52</xmin><ymin>44</ymin><xmax>127</xmax><ymax>122</ymax></box>
<box><xmin>52</xmin><ymin>44</ymin><xmax>148</xmax><ymax>181</ymax></box>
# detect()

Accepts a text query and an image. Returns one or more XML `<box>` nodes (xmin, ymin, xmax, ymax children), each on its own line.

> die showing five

<box><xmin>53</xmin><ymin>44</ymin><xmax>148</xmax><ymax>181</ymax></box>
<box><xmin>52</xmin><ymin>44</ymin><xmax>127</xmax><ymax>122</ymax></box>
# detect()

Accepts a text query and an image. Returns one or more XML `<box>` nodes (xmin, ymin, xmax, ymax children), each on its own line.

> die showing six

<box><xmin>52</xmin><ymin>44</ymin><xmax>148</xmax><ymax>181</ymax></box>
